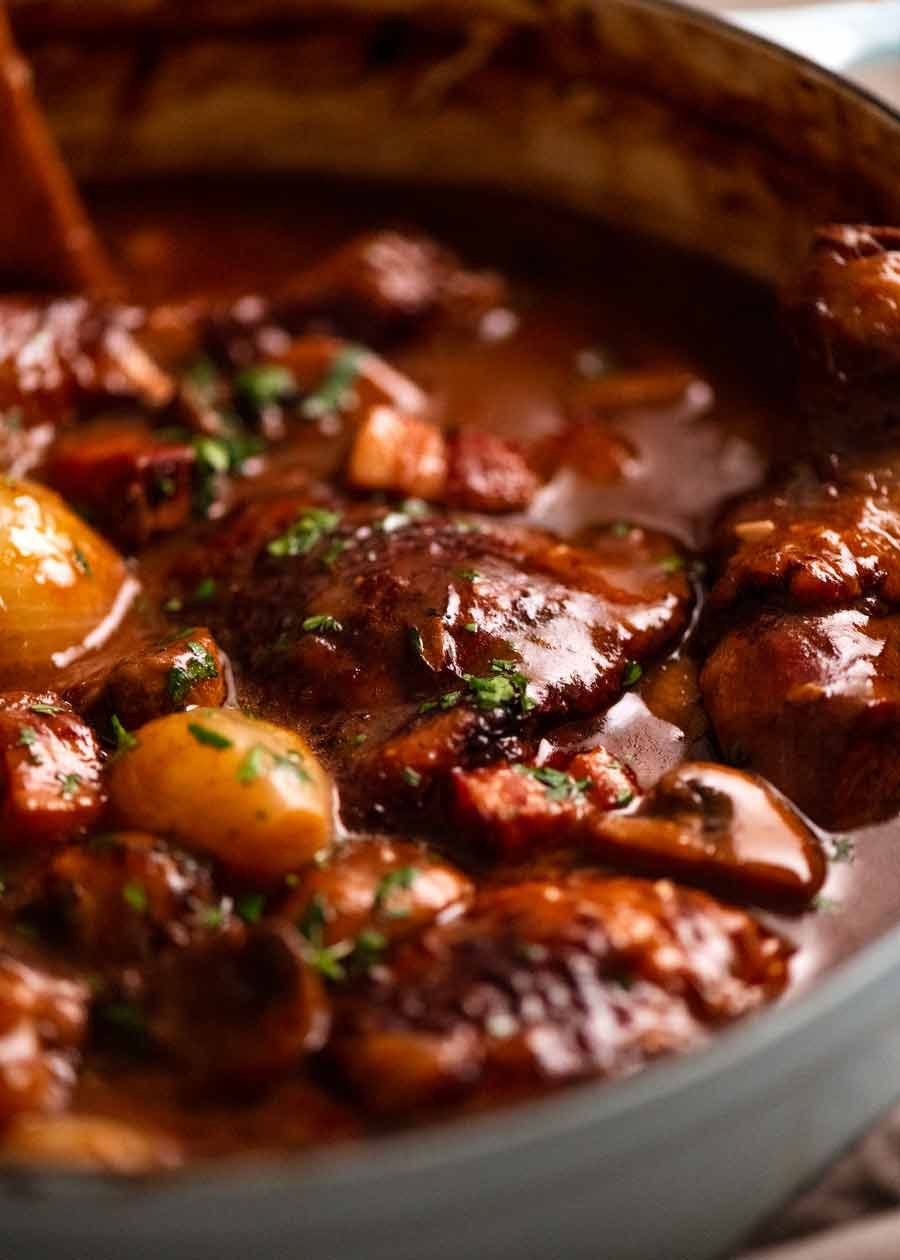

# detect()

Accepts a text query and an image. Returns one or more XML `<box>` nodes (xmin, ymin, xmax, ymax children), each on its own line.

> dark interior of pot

<box><xmin>0</xmin><ymin>0</ymin><xmax>897</xmax><ymax>1175</ymax></box>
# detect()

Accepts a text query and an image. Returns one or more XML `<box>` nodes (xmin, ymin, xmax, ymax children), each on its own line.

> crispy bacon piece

<box><xmin>0</xmin><ymin>692</ymin><xmax>103</xmax><ymax>847</ymax></box>
<box><xmin>452</xmin><ymin>746</ymin><xmax>637</xmax><ymax>857</ymax></box>
<box><xmin>46</xmin><ymin>419</ymin><xmax>195</xmax><ymax>548</ymax></box>
<box><xmin>101</xmin><ymin>629</ymin><xmax>226</xmax><ymax>729</ymax></box>
<box><xmin>346</xmin><ymin>406</ymin><xmax>447</xmax><ymax>500</ymax></box>
<box><xmin>0</xmin><ymin>951</ymin><xmax>88</xmax><ymax>1122</ymax></box>
<box><xmin>332</xmin><ymin>873</ymin><xmax>789</xmax><ymax>1115</ymax></box>
<box><xmin>443</xmin><ymin>427</ymin><xmax>539</xmax><ymax>512</ymax></box>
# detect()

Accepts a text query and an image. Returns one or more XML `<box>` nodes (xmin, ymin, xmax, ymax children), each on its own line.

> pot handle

<box><xmin>733</xmin><ymin>0</ymin><xmax>900</xmax><ymax>101</ymax></box>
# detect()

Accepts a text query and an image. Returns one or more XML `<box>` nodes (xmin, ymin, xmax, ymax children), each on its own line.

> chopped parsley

<box><xmin>187</xmin><ymin>722</ymin><xmax>232</xmax><ymax>749</ymax></box>
<box><xmin>351</xmin><ymin>929</ymin><xmax>387</xmax><ymax>970</ymax></box>
<box><xmin>234</xmin><ymin>363</ymin><xmax>297</xmax><ymax>411</ymax></box>
<box><xmin>110</xmin><ymin>714</ymin><xmax>138</xmax><ymax>756</ymax></box>
<box><xmin>374</xmin><ymin>866</ymin><xmax>417</xmax><ymax>918</ymax></box>
<box><xmin>267</xmin><ymin>507</ymin><xmax>341</xmax><ymax>558</ymax></box>
<box><xmin>812</xmin><ymin>895</ymin><xmax>842</xmax><ymax>915</ymax></box>
<box><xmin>122</xmin><ymin>881</ymin><xmax>148</xmax><ymax>913</ymax></box>
<box><xmin>609</xmin><ymin>521</ymin><xmax>632</xmax><ymax>538</ymax></box>
<box><xmin>29</xmin><ymin>702</ymin><xmax>61</xmax><ymax>716</ymax></box>
<box><xmin>235</xmin><ymin>742</ymin><xmax>310</xmax><ymax>785</ymax></box>
<box><xmin>166</xmin><ymin>639</ymin><xmax>219</xmax><ymax>702</ymax></box>
<box><xmin>616</xmin><ymin>786</ymin><xmax>635</xmax><ymax>807</ymax></box>
<box><xmin>72</xmin><ymin>545</ymin><xmax>92</xmax><ymax>577</ymax></box>
<box><xmin>16</xmin><ymin>725</ymin><xmax>41</xmax><ymax>764</ymax></box>
<box><xmin>235</xmin><ymin>892</ymin><xmax>266</xmax><ymax>924</ymax></box>
<box><xmin>514</xmin><ymin>764</ymin><xmax>591</xmax><ymax>802</ymax></box>
<box><xmin>200</xmin><ymin>906</ymin><xmax>225</xmax><ymax>929</ymax></box>
<box><xmin>402</xmin><ymin>767</ymin><xmax>423</xmax><ymax>788</ymax></box>
<box><xmin>236</xmin><ymin>745</ymin><xmax>268</xmax><ymax>784</ymax></box>
<box><xmin>660</xmin><ymin>554</ymin><xmax>684</xmax><ymax>574</ymax></box>
<box><xmin>463</xmin><ymin>623</ymin><xmax>477</xmax><ymax>633</ymax></box>
<box><xmin>299</xmin><ymin>345</ymin><xmax>367</xmax><ymax>420</ymax></box>
<box><xmin>56</xmin><ymin>773</ymin><xmax>81</xmax><ymax>799</ymax></box>
<box><xmin>192</xmin><ymin>430</ymin><xmax>264</xmax><ymax>516</ymax></box>
<box><xmin>419</xmin><ymin>659</ymin><xmax>534</xmax><ymax>716</ymax></box>
<box><xmin>622</xmin><ymin>660</ymin><xmax>643</xmax><ymax>688</ymax></box>
<box><xmin>828</xmin><ymin>836</ymin><xmax>856</xmax><ymax>863</ymax></box>
<box><xmin>194</xmin><ymin>576</ymin><xmax>217</xmax><ymax>602</ymax></box>
<box><xmin>298</xmin><ymin>893</ymin><xmax>328</xmax><ymax>944</ymax></box>
<box><xmin>456</xmin><ymin>568</ymin><xmax>481</xmax><ymax>581</ymax></box>
<box><xmin>321</xmin><ymin>538</ymin><xmax>346</xmax><ymax>570</ymax></box>
<box><xmin>163</xmin><ymin>596</ymin><xmax>183</xmax><ymax>613</ymax></box>
<box><xmin>302</xmin><ymin>614</ymin><xmax>343</xmax><ymax>635</ymax></box>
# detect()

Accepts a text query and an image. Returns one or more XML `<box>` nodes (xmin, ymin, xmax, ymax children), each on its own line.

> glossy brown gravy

<box><xmin>0</xmin><ymin>175</ymin><xmax>884</xmax><ymax>1164</ymax></box>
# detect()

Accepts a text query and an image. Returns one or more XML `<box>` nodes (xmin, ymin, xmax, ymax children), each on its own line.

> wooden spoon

<box><xmin>0</xmin><ymin>5</ymin><xmax>117</xmax><ymax>292</ymax></box>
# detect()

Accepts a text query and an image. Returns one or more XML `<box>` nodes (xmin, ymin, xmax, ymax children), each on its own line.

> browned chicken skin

<box><xmin>333</xmin><ymin>873</ymin><xmax>790</xmax><ymax>1116</ymax></box>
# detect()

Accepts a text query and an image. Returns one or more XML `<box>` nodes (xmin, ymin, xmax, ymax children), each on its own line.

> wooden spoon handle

<box><xmin>0</xmin><ymin>4</ymin><xmax>117</xmax><ymax>293</ymax></box>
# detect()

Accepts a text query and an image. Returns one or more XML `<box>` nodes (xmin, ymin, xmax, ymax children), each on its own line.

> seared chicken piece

<box><xmin>333</xmin><ymin>873</ymin><xmax>790</xmax><ymax>1115</ymax></box>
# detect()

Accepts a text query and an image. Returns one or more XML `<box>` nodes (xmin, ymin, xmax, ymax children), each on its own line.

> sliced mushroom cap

<box><xmin>591</xmin><ymin>761</ymin><xmax>826</xmax><ymax>907</ymax></box>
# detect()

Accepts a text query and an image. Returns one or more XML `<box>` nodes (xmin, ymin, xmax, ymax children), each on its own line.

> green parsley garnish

<box><xmin>419</xmin><ymin>659</ymin><xmax>534</xmax><ymax>716</ymax></box>
<box><xmin>660</xmin><ymin>554</ymin><xmax>684</xmax><ymax>574</ymax></box>
<box><xmin>235</xmin><ymin>892</ymin><xmax>266</xmax><ymax>924</ymax></box>
<box><xmin>235</xmin><ymin>363</ymin><xmax>297</xmax><ymax>410</ymax></box>
<box><xmin>200</xmin><ymin>907</ymin><xmax>225</xmax><ymax>929</ymax></box>
<box><xmin>302</xmin><ymin>614</ymin><xmax>343</xmax><ymax>634</ymax></box>
<box><xmin>72</xmin><ymin>545</ymin><xmax>92</xmax><ymax>576</ymax></box>
<box><xmin>351</xmin><ymin>929</ymin><xmax>387</xmax><ymax>970</ymax></box>
<box><xmin>267</xmin><ymin>507</ymin><xmax>341</xmax><ymax>558</ymax></box>
<box><xmin>187</xmin><ymin>722</ymin><xmax>232</xmax><ymax>749</ymax></box>
<box><xmin>321</xmin><ymin>538</ymin><xmax>346</xmax><ymax>570</ymax></box>
<box><xmin>463</xmin><ymin>623</ymin><xmax>477</xmax><ymax>633</ymax></box>
<box><xmin>236</xmin><ymin>745</ymin><xmax>268</xmax><ymax>784</ymax></box>
<box><xmin>163</xmin><ymin>596</ymin><xmax>183</xmax><ymax>613</ymax></box>
<box><xmin>166</xmin><ymin>640</ymin><xmax>219</xmax><ymax>703</ymax></box>
<box><xmin>194</xmin><ymin>576</ymin><xmax>217</xmax><ymax>602</ymax></box>
<box><xmin>298</xmin><ymin>893</ymin><xmax>328</xmax><ymax>944</ymax></box>
<box><xmin>514</xmin><ymin>764</ymin><xmax>591</xmax><ymax>802</ymax></box>
<box><xmin>622</xmin><ymin>661</ymin><xmax>643</xmax><ymax>688</ymax></box>
<box><xmin>122</xmin><ymin>882</ymin><xmax>148</xmax><ymax>913</ymax></box>
<box><xmin>300</xmin><ymin>346</ymin><xmax>367</xmax><ymax>420</ymax></box>
<box><xmin>374</xmin><ymin>867</ymin><xmax>417</xmax><ymax>918</ymax></box>
<box><xmin>402</xmin><ymin>767</ymin><xmax>423</xmax><ymax>788</ymax></box>
<box><xmin>16</xmin><ymin>726</ymin><xmax>41</xmax><ymax>764</ymax></box>
<box><xmin>110</xmin><ymin>714</ymin><xmax>138</xmax><ymax>756</ymax></box>
<box><xmin>609</xmin><ymin>521</ymin><xmax>632</xmax><ymax>538</ymax></box>
<box><xmin>57</xmin><ymin>772</ymin><xmax>81</xmax><ymax>799</ymax></box>
<box><xmin>616</xmin><ymin>786</ymin><xmax>635</xmax><ymax>807</ymax></box>
<box><xmin>456</xmin><ymin>568</ymin><xmax>481</xmax><ymax>581</ymax></box>
<box><xmin>192</xmin><ymin>430</ymin><xmax>264</xmax><ymax>516</ymax></box>
<box><xmin>29</xmin><ymin>702</ymin><xmax>61</xmax><ymax>715</ymax></box>
<box><xmin>235</xmin><ymin>742</ymin><xmax>310</xmax><ymax>785</ymax></box>
<box><xmin>813</xmin><ymin>895</ymin><xmax>842</xmax><ymax>915</ymax></box>
<box><xmin>828</xmin><ymin>836</ymin><xmax>856</xmax><ymax>863</ymax></box>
